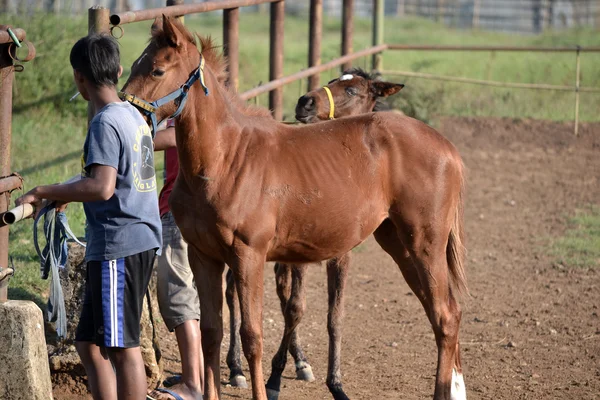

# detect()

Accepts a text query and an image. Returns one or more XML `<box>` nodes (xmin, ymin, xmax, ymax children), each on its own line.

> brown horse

<box><xmin>123</xmin><ymin>16</ymin><xmax>467</xmax><ymax>400</ymax></box>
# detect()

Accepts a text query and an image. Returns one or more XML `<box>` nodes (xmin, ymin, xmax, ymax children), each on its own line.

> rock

<box><xmin>506</xmin><ymin>341</ymin><xmax>517</xmax><ymax>348</ymax></box>
<box><xmin>46</xmin><ymin>243</ymin><xmax>163</xmax><ymax>389</ymax></box>
<box><xmin>0</xmin><ymin>300</ymin><xmax>53</xmax><ymax>399</ymax></box>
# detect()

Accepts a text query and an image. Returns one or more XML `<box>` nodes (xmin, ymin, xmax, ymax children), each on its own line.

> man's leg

<box><xmin>153</xmin><ymin>212</ymin><xmax>203</xmax><ymax>399</ymax></box>
<box><xmin>75</xmin><ymin>341</ymin><xmax>117</xmax><ymax>400</ymax></box>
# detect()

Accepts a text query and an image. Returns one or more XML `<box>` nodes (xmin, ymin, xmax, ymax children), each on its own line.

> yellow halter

<box><xmin>323</xmin><ymin>86</ymin><xmax>335</xmax><ymax>120</ymax></box>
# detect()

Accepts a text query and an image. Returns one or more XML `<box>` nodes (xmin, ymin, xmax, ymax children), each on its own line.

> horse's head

<box><xmin>295</xmin><ymin>68</ymin><xmax>404</xmax><ymax>123</ymax></box>
<box><xmin>121</xmin><ymin>15</ymin><xmax>211</xmax><ymax>124</ymax></box>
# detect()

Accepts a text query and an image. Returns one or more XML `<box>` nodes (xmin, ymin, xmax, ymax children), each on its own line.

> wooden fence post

<box><xmin>308</xmin><ymin>0</ymin><xmax>322</xmax><ymax>91</ymax></box>
<box><xmin>372</xmin><ymin>0</ymin><xmax>384</xmax><ymax>71</ymax></box>
<box><xmin>269</xmin><ymin>0</ymin><xmax>285</xmax><ymax>120</ymax></box>
<box><xmin>574</xmin><ymin>47</ymin><xmax>581</xmax><ymax>136</ymax></box>
<box><xmin>224</xmin><ymin>7</ymin><xmax>240</xmax><ymax>91</ymax></box>
<box><xmin>87</xmin><ymin>6</ymin><xmax>110</xmax><ymax>125</ymax></box>
<box><xmin>341</xmin><ymin>0</ymin><xmax>354</xmax><ymax>72</ymax></box>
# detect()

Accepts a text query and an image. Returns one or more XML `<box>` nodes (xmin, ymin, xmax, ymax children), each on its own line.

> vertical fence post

<box><xmin>473</xmin><ymin>0</ymin><xmax>480</xmax><ymax>29</ymax></box>
<box><xmin>223</xmin><ymin>8</ymin><xmax>240</xmax><ymax>91</ymax></box>
<box><xmin>308</xmin><ymin>0</ymin><xmax>322</xmax><ymax>91</ymax></box>
<box><xmin>269</xmin><ymin>0</ymin><xmax>285</xmax><ymax>120</ymax></box>
<box><xmin>372</xmin><ymin>0</ymin><xmax>384</xmax><ymax>71</ymax></box>
<box><xmin>0</xmin><ymin>31</ymin><xmax>14</xmax><ymax>303</ymax></box>
<box><xmin>87</xmin><ymin>6</ymin><xmax>110</xmax><ymax>125</ymax></box>
<box><xmin>167</xmin><ymin>0</ymin><xmax>185</xmax><ymax>23</ymax></box>
<box><xmin>574</xmin><ymin>47</ymin><xmax>581</xmax><ymax>136</ymax></box>
<box><xmin>341</xmin><ymin>0</ymin><xmax>354</xmax><ymax>72</ymax></box>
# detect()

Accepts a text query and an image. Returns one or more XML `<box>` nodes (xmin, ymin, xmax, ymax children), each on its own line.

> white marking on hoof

<box><xmin>451</xmin><ymin>369</ymin><xmax>467</xmax><ymax>400</ymax></box>
<box><xmin>266</xmin><ymin>388</ymin><xmax>280</xmax><ymax>400</ymax></box>
<box><xmin>340</xmin><ymin>74</ymin><xmax>354</xmax><ymax>81</ymax></box>
<box><xmin>295</xmin><ymin>361</ymin><xmax>316</xmax><ymax>382</ymax></box>
<box><xmin>229</xmin><ymin>375</ymin><xmax>248</xmax><ymax>389</ymax></box>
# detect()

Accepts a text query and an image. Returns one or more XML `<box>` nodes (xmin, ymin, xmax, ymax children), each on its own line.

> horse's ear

<box><xmin>371</xmin><ymin>82</ymin><xmax>404</xmax><ymax>98</ymax></box>
<box><xmin>151</xmin><ymin>16</ymin><xmax>163</xmax><ymax>34</ymax></box>
<box><xmin>162</xmin><ymin>14</ymin><xmax>181</xmax><ymax>48</ymax></box>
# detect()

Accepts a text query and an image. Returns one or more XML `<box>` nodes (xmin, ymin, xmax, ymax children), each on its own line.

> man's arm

<box><xmin>15</xmin><ymin>165</ymin><xmax>117</xmax><ymax>215</ymax></box>
<box><xmin>153</xmin><ymin>127</ymin><xmax>176</xmax><ymax>151</ymax></box>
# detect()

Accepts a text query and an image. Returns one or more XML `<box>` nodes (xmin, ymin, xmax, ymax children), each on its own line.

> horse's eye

<box><xmin>152</xmin><ymin>69</ymin><xmax>165</xmax><ymax>77</ymax></box>
<box><xmin>345</xmin><ymin>87</ymin><xmax>357</xmax><ymax>96</ymax></box>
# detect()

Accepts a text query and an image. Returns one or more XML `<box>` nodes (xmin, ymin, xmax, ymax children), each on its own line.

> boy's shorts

<box><xmin>75</xmin><ymin>249</ymin><xmax>156</xmax><ymax>348</ymax></box>
<box><xmin>157</xmin><ymin>211</ymin><xmax>200</xmax><ymax>331</ymax></box>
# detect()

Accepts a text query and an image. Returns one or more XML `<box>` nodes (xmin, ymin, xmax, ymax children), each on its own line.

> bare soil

<box><xmin>53</xmin><ymin>116</ymin><xmax>600</xmax><ymax>399</ymax></box>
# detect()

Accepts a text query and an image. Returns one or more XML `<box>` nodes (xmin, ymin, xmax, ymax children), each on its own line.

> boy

<box><xmin>16</xmin><ymin>34</ymin><xmax>161</xmax><ymax>400</ymax></box>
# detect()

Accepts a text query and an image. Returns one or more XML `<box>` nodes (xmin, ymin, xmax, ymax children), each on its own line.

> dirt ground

<box><xmin>53</xmin><ymin>116</ymin><xmax>600</xmax><ymax>399</ymax></box>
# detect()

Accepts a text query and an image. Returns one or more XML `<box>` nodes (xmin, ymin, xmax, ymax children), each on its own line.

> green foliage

<box><xmin>551</xmin><ymin>206</ymin><xmax>600</xmax><ymax>268</ymax></box>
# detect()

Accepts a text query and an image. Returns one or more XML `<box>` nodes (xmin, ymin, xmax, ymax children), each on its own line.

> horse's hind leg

<box><xmin>325</xmin><ymin>252</ymin><xmax>351</xmax><ymax>400</ymax></box>
<box><xmin>266</xmin><ymin>263</ymin><xmax>310</xmax><ymax>400</ymax></box>
<box><xmin>225</xmin><ymin>268</ymin><xmax>248</xmax><ymax>388</ymax></box>
<box><xmin>374</xmin><ymin>218</ymin><xmax>465</xmax><ymax>400</ymax></box>
<box><xmin>273</xmin><ymin>263</ymin><xmax>315</xmax><ymax>382</ymax></box>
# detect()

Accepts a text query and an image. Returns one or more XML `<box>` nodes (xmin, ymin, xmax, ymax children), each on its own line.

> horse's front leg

<box><xmin>266</xmin><ymin>263</ymin><xmax>311</xmax><ymax>400</ymax></box>
<box><xmin>326</xmin><ymin>253</ymin><xmax>352</xmax><ymax>400</ymax></box>
<box><xmin>225</xmin><ymin>268</ymin><xmax>248</xmax><ymax>388</ymax></box>
<box><xmin>230</xmin><ymin>247</ymin><xmax>268</xmax><ymax>400</ymax></box>
<box><xmin>189</xmin><ymin>245</ymin><xmax>225</xmax><ymax>400</ymax></box>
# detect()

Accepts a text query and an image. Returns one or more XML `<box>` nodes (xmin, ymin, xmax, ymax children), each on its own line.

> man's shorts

<box><xmin>157</xmin><ymin>211</ymin><xmax>200</xmax><ymax>331</ymax></box>
<box><xmin>75</xmin><ymin>249</ymin><xmax>156</xmax><ymax>348</ymax></box>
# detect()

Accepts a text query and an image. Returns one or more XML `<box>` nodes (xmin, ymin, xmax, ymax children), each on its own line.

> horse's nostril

<box><xmin>303</xmin><ymin>96</ymin><xmax>314</xmax><ymax>110</ymax></box>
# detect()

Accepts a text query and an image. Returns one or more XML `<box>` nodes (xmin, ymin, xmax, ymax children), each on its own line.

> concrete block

<box><xmin>0</xmin><ymin>300</ymin><xmax>53</xmax><ymax>400</ymax></box>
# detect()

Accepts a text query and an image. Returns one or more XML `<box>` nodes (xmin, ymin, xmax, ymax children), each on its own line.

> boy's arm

<box><xmin>153</xmin><ymin>126</ymin><xmax>176</xmax><ymax>151</ymax></box>
<box><xmin>15</xmin><ymin>165</ymin><xmax>117</xmax><ymax>216</ymax></box>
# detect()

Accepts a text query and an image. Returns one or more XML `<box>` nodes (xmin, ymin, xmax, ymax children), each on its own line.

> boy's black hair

<box><xmin>70</xmin><ymin>34</ymin><xmax>120</xmax><ymax>87</ymax></box>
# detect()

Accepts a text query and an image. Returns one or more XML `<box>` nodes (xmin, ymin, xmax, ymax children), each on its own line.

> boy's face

<box><xmin>73</xmin><ymin>69</ymin><xmax>90</xmax><ymax>101</ymax></box>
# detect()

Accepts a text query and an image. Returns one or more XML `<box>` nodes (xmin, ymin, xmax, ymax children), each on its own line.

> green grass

<box><xmin>3</xmin><ymin>12</ymin><xmax>600</xmax><ymax>301</ymax></box>
<box><xmin>551</xmin><ymin>206</ymin><xmax>600</xmax><ymax>268</ymax></box>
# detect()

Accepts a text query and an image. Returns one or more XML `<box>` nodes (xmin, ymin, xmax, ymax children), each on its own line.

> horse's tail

<box><xmin>447</xmin><ymin>161</ymin><xmax>468</xmax><ymax>297</ymax></box>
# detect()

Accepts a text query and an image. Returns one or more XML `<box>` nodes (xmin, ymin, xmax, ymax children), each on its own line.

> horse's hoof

<box><xmin>295</xmin><ymin>362</ymin><xmax>315</xmax><ymax>382</ymax></box>
<box><xmin>229</xmin><ymin>374</ymin><xmax>248</xmax><ymax>389</ymax></box>
<box><xmin>266</xmin><ymin>388</ymin><xmax>280</xmax><ymax>400</ymax></box>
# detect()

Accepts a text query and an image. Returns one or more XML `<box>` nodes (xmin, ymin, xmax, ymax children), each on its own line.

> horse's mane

<box><xmin>152</xmin><ymin>18</ymin><xmax>271</xmax><ymax>119</ymax></box>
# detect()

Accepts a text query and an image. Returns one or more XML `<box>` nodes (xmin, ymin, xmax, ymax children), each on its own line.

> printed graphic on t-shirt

<box><xmin>132</xmin><ymin>124</ymin><xmax>156</xmax><ymax>192</ymax></box>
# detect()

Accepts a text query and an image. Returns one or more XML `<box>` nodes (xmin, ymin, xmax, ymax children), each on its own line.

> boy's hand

<box><xmin>55</xmin><ymin>201</ymin><xmax>70</xmax><ymax>212</ymax></box>
<box><xmin>15</xmin><ymin>188</ymin><xmax>44</xmax><ymax>219</ymax></box>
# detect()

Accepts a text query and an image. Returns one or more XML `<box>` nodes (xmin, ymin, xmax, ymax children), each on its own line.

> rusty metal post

<box><xmin>167</xmin><ymin>0</ymin><xmax>185</xmax><ymax>23</ymax></box>
<box><xmin>372</xmin><ymin>0</ymin><xmax>384</xmax><ymax>71</ymax></box>
<box><xmin>308</xmin><ymin>0</ymin><xmax>322</xmax><ymax>90</ymax></box>
<box><xmin>0</xmin><ymin>33</ymin><xmax>15</xmax><ymax>303</ymax></box>
<box><xmin>574</xmin><ymin>47</ymin><xmax>581</xmax><ymax>136</ymax></box>
<box><xmin>269</xmin><ymin>0</ymin><xmax>285</xmax><ymax>120</ymax></box>
<box><xmin>341</xmin><ymin>0</ymin><xmax>354</xmax><ymax>72</ymax></box>
<box><xmin>223</xmin><ymin>7</ymin><xmax>240</xmax><ymax>90</ymax></box>
<box><xmin>87</xmin><ymin>6</ymin><xmax>110</xmax><ymax>125</ymax></box>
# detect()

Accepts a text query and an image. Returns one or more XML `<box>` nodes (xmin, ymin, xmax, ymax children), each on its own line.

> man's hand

<box><xmin>55</xmin><ymin>201</ymin><xmax>70</xmax><ymax>213</ymax></box>
<box><xmin>15</xmin><ymin>187</ymin><xmax>44</xmax><ymax>219</ymax></box>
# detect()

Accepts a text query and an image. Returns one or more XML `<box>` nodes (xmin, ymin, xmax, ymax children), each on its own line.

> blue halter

<box><xmin>119</xmin><ymin>55</ymin><xmax>209</xmax><ymax>138</ymax></box>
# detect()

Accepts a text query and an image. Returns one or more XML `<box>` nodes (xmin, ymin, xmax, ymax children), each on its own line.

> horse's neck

<box><xmin>175</xmin><ymin>73</ymin><xmax>239</xmax><ymax>183</ymax></box>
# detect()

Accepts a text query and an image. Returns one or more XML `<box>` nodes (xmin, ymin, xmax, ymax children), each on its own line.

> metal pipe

<box><xmin>2</xmin><ymin>204</ymin><xmax>34</xmax><ymax>225</ymax></box>
<box><xmin>240</xmin><ymin>44</ymin><xmax>388</xmax><ymax>101</ymax></box>
<box><xmin>574</xmin><ymin>48</ymin><xmax>581</xmax><ymax>136</ymax></box>
<box><xmin>387</xmin><ymin>44</ymin><xmax>600</xmax><ymax>52</ymax></box>
<box><xmin>308</xmin><ymin>0</ymin><xmax>322</xmax><ymax>91</ymax></box>
<box><xmin>0</xmin><ymin>176</ymin><xmax>22</xmax><ymax>194</ymax></box>
<box><xmin>269</xmin><ymin>1</ymin><xmax>284</xmax><ymax>120</ymax></box>
<box><xmin>110</xmin><ymin>0</ymin><xmax>278</xmax><ymax>26</ymax></box>
<box><xmin>341</xmin><ymin>0</ymin><xmax>354</xmax><ymax>72</ymax></box>
<box><xmin>372</xmin><ymin>0</ymin><xmax>384</xmax><ymax>71</ymax></box>
<box><xmin>0</xmin><ymin>28</ymin><xmax>26</xmax><ymax>45</ymax></box>
<box><xmin>167</xmin><ymin>0</ymin><xmax>185</xmax><ymax>23</ymax></box>
<box><xmin>0</xmin><ymin>40</ymin><xmax>13</xmax><ymax>303</ymax></box>
<box><xmin>223</xmin><ymin>7</ymin><xmax>240</xmax><ymax>91</ymax></box>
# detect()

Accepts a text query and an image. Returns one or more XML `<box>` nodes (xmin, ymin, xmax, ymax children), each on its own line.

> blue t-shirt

<box><xmin>82</xmin><ymin>102</ymin><xmax>162</xmax><ymax>261</ymax></box>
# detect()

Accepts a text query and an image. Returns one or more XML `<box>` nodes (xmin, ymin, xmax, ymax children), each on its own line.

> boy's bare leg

<box><xmin>107</xmin><ymin>347</ymin><xmax>147</xmax><ymax>400</ymax></box>
<box><xmin>76</xmin><ymin>341</ymin><xmax>117</xmax><ymax>400</ymax></box>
